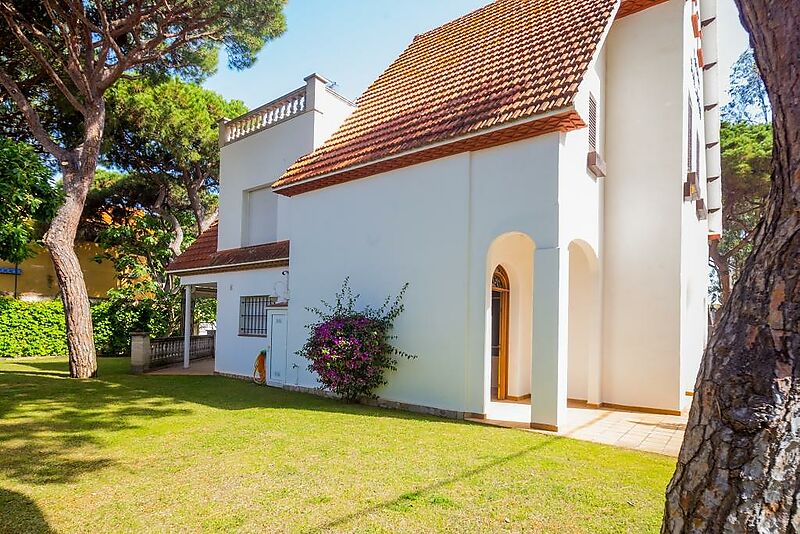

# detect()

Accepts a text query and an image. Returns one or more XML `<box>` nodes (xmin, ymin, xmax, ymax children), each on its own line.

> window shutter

<box><xmin>687</xmin><ymin>99</ymin><xmax>693</xmax><ymax>172</ymax></box>
<box><xmin>588</xmin><ymin>94</ymin><xmax>598</xmax><ymax>150</ymax></box>
<box><xmin>695</xmin><ymin>132</ymin><xmax>701</xmax><ymax>174</ymax></box>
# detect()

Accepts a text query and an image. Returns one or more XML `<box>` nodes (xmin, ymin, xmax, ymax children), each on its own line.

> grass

<box><xmin>0</xmin><ymin>357</ymin><xmax>674</xmax><ymax>533</ymax></box>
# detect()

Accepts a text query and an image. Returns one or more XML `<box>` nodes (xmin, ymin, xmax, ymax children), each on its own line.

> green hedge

<box><xmin>0</xmin><ymin>297</ymin><xmax>155</xmax><ymax>358</ymax></box>
<box><xmin>92</xmin><ymin>297</ymin><xmax>159</xmax><ymax>356</ymax></box>
<box><xmin>0</xmin><ymin>298</ymin><xmax>68</xmax><ymax>357</ymax></box>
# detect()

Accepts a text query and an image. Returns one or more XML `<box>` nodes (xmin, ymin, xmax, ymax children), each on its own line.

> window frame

<box><xmin>238</xmin><ymin>295</ymin><xmax>273</xmax><ymax>337</ymax></box>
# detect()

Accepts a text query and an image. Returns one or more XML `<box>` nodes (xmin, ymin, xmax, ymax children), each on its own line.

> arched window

<box><xmin>491</xmin><ymin>266</ymin><xmax>510</xmax><ymax>400</ymax></box>
<box><xmin>492</xmin><ymin>265</ymin><xmax>509</xmax><ymax>291</ymax></box>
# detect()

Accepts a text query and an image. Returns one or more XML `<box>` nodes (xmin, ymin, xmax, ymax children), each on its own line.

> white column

<box><xmin>217</xmin><ymin>117</ymin><xmax>229</xmax><ymax>147</ymax></box>
<box><xmin>183</xmin><ymin>285</ymin><xmax>192</xmax><ymax>369</ymax></box>
<box><xmin>531</xmin><ymin>247</ymin><xmax>569</xmax><ymax>431</ymax></box>
<box><xmin>586</xmin><ymin>264</ymin><xmax>603</xmax><ymax>406</ymax></box>
<box><xmin>303</xmin><ymin>73</ymin><xmax>330</xmax><ymax>112</ymax></box>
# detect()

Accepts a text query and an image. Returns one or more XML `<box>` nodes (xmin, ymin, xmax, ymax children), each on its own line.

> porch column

<box><xmin>586</xmin><ymin>264</ymin><xmax>604</xmax><ymax>407</ymax></box>
<box><xmin>183</xmin><ymin>285</ymin><xmax>192</xmax><ymax>369</ymax></box>
<box><xmin>531</xmin><ymin>247</ymin><xmax>569</xmax><ymax>431</ymax></box>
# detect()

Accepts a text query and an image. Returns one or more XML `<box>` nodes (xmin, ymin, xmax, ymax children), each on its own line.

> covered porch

<box><xmin>483</xmin><ymin>234</ymin><xmax>602</xmax><ymax>433</ymax></box>
<box><xmin>177</xmin><ymin>282</ymin><xmax>218</xmax><ymax>369</ymax></box>
<box><xmin>129</xmin><ymin>282</ymin><xmax>218</xmax><ymax>375</ymax></box>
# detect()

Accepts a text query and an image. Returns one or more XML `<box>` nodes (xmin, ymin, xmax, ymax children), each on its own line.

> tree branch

<box><xmin>0</xmin><ymin>8</ymin><xmax>87</xmax><ymax>115</ymax></box>
<box><xmin>39</xmin><ymin>0</ymin><xmax>93</xmax><ymax>98</ymax></box>
<box><xmin>0</xmin><ymin>66</ymin><xmax>68</xmax><ymax>161</ymax></box>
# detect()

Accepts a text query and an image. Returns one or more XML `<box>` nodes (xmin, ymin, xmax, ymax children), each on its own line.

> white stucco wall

<box><xmin>467</xmin><ymin>134</ymin><xmax>561</xmax><ymax>424</ymax></box>
<box><xmin>603</xmin><ymin>0</ymin><xmax>703</xmax><ymax>412</ymax></box>
<box><xmin>287</xmin><ymin>154</ymin><xmax>473</xmax><ymax>411</ymax></box>
<box><xmin>286</xmin><ymin>132</ymin><xmax>562</xmax><ymax>417</ymax></box>
<box><xmin>560</xmin><ymin>34</ymin><xmax>608</xmax><ymax>407</ymax></box>
<box><xmin>180</xmin><ymin>268</ymin><xmax>290</xmax><ymax>379</ymax></box>
<box><xmin>217</xmin><ymin>77</ymin><xmax>355</xmax><ymax>250</ymax></box>
<box><xmin>218</xmin><ymin>112</ymin><xmax>316</xmax><ymax>250</ymax></box>
<box><xmin>679</xmin><ymin>0</ymin><xmax>712</xmax><ymax>401</ymax></box>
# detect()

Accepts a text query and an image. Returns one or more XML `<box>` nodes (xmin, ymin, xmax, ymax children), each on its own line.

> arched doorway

<box><xmin>484</xmin><ymin>232</ymin><xmax>534</xmax><ymax>418</ymax></box>
<box><xmin>567</xmin><ymin>240</ymin><xmax>601</xmax><ymax>405</ymax></box>
<box><xmin>491</xmin><ymin>266</ymin><xmax>510</xmax><ymax>400</ymax></box>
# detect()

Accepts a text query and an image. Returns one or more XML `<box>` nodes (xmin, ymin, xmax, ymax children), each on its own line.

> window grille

<box><xmin>239</xmin><ymin>296</ymin><xmax>271</xmax><ymax>336</ymax></box>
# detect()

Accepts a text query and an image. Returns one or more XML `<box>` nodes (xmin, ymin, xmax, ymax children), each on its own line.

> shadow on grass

<box><xmin>0</xmin><ymin>358</ymin><xmax>192</xmax><ymax>486</ymax></box>
<box><xmin>0</xmin><ymin>487</ymin><xmax>54</xmax><ymax>533</ymax></box>
<box><xmin>0</xmin><ymin>357</ymin><xmax>473</xmax><ymax>488</ymax></box>
<box><xmin>320</xmin><ymin>437</ymin><xmax>560</xmax><ymax>530</ymax></box>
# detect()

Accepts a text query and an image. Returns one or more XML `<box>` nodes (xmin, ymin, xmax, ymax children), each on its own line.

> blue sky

<box><xmin>204</xmin><ymin>0</ymin><xmax>751</xmax><ymax>110</ymax></box>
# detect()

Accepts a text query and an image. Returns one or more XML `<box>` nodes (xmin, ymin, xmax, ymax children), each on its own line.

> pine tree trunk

<box><xmin>43</xmin><ymin>104</ymin><xmax>104</xmax><ymax>379</ymax></box>
<box><xmin>662</xmin><ymin>1</ymin><xmax>800</xmax><ymax>531</ymax></box>
<box><xmin>184</xmin><ymin>172</ymin><xmax>208</xmax><ymax>235</ymax></box>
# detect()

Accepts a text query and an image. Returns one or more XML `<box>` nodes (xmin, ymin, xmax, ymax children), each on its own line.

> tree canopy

<box><xmin>103</xmin><ymin>77</ymin><xmax>247</xmax><ymax>235</ymax></box>
<box><xmin>722</xmin><ymin>49</ymin><xmax>771</xmax><ymax>124</ymax></box>
<box><xmin>708</xmin><ymin>48</ymin><xmax>773</xmax><ymax>305</ymax></box>
<box><xmin>709</xmin><ymin>122</ymin><xmax>772</xmax><ymax>303</ymax></box>
<box><xmin>0</xmin><ymin>137</ymin><xmax>62</xmax><ymax>264</ymax></box>
<box><xmin>0</xmin><ymin>0</ymin><xmax>287</xmax><ymax>377</ymax></box>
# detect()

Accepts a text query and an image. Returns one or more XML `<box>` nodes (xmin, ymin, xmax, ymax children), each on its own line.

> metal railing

<box><xmin>149</xmin><ymin>335</ymin><xmax>215</xmax><ymax>368</ymax></box>
<box><xmin>221</xmin><ymin>86</ymin><xmax>307</xmax><ymax>145</ymax></box>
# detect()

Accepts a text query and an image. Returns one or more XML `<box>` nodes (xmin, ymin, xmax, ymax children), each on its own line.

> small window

<box><xmin>243</xmin><ymin>187</ymin><xmax>277</xmax><ymax>247</ymax></box>
<box><xmin>239</xmin><ymin>296</ymin><xmax>272</xmax><ymax>336</ymax></box>
<box><xmin>695</xmin><ymin>132</ymin><xmax>701</xmax><ymax>174</ymax></box>
<box><xmin>588</xmin><ymin>93</ymin><xmax>598</xmax><ymax>150</ymax></box>
<box><xmin>687</xmin><ymin>98</ymin><xmax>694</xmax><ymax>172</ymax></box>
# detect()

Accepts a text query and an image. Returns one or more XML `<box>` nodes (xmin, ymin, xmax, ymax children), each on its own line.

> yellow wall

<box><xmin>0</xmin><ymin>242</ymin><xmax>119</xmax><ymax>299</ymax></box>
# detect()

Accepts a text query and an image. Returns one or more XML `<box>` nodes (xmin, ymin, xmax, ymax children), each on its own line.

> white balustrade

<box><xmin>221</xmin><ymin>87</ymin><xmax>307</xmax><ymax>145</ymax></box>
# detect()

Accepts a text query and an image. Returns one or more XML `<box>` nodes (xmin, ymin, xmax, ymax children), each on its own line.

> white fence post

<box><xmin>183</xmin><ymin>286</ymin><xmax>192</xmax><ymax>369</ymax></box>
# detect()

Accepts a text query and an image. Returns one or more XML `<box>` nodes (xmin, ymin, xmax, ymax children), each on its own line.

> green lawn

<box><xmin>0</xmin><ymin>357</ymin><xmax>673</xmax><ymax>533</ymax></box>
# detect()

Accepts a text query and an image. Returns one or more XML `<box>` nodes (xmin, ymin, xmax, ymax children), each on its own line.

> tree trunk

<box><xmin>153</xmin><ymin>184</ymin><xmax>184</xmax><ymax>261</ymax></box>
<box><xmin>184</xmin><ymin>173</ymin><xmax>209</xmax><ymax>235</ymax></box>
<box><xmin>163</xmin><ymin>208</ymin><xmax>184</xmax><ymax>260</ymax></box>
<box><xmin>663</xmin><ymin>1</ymin><xmax>800</xmax><ymax>531</ymax></box>
<box><xmin>709</xmin><ymin>239</ymin><xmax>732</xmax><ymax>304</ymax></box>
<box><xmin>43</xmin><ymin>104</ymin><xmax>104</xmax><ymax>379</ymax></box>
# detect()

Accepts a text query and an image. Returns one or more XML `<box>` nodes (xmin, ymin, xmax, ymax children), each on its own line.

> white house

<box><xmin>167</xmin><ymin>0</ymin><xmax>722</xmax><ymax>431</ymax></box>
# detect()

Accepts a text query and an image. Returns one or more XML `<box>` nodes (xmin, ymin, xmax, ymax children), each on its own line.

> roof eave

<box><xmin>273</xmin><ymin>106</ymin><xmax>581</xmax><ymax>196</ymax></box>
<box><xmin>166</xmin><ymin>257</ymin><xmax>290</xmax><ymax>276</ymax></box>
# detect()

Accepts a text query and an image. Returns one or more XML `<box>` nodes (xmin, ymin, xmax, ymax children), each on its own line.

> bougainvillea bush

<box><xmin>299</xmin><ymin>278</ymin><xmax>415</xmax><ymax>401</ymax></box>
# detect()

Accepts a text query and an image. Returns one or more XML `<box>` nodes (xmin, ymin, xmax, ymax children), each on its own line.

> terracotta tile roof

<box><xmin>166</xmin><ymin>222</ymin><xmax>290</xmax><ymax>274</ymax></box>
<box><xmin>273</xmin><ymin>0</ymin><xmax>617</xmax><ymax>195</ymax></box>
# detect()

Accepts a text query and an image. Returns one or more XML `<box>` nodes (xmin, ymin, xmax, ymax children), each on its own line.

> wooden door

<box><xmin>492</xmin><ymin>267</ymin><xmax>510</xmax><ymax>400</ymax></box>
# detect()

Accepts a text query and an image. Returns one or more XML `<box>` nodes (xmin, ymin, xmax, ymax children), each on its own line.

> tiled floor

<box><xmin>147</xmin><ymin>357</ymin><xmax>215</xmax><ymax>376</ymax></box>
<box><xmin>469</xmin><ymin>399</ymin><xmax>688</xmax><ymax>457</ymax></box>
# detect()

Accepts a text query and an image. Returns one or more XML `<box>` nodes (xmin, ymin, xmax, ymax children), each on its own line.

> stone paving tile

<box><xmin>473</xmin><ymin>400</ymin><xmax>690</xmax><ymax>457</ymax></box>
<box><xmin>146</xmin><ymin>357</ymin><xmax>215</xmax><ymax>376</ymax></box>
